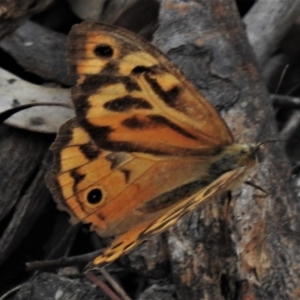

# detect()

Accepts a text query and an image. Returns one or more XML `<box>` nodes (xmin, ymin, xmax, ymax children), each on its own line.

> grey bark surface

<box><xmin>0</xmin><ymin>21</ymin><xmax>75</xmax><ymax>86</ymax></box>
<box><xmin>0</xmin><ymin>0</ymin><xmax>53</xmax><ymax>38</ymax></box>
<box><xmin>0</xmin><ymin>126</ymin><xmax>52</xmax><ymax>267</ymax></box>
<box><xmin>244</xmin><ymin>0</ymin><xmax>300</xmax><ymax>67</ymax></box>
<box><xmin>12</xmin><ymin>272</ymin><xmax>109</xmax><ymax>300</ymax></box>
<box><xmin>153</xmin><ymin>0</ymin><xmax>300</xmax><ymax>299</ymax></box>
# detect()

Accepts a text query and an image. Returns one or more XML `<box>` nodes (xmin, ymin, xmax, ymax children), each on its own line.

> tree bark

<box><xmin>0</xmin><ymin>0</ymin><xmax>53</xmax><ymax>38</ymax></box>
<box><xmin>244</xmin><ymin>0</ymin><xmax>300</xmax><ymax>67</ymax></box>
<box><xmin>0</xmin><ymin>21</ymin><xmax>74</xmax><ymax>86</ymax></box>
<box><xmin>153</xmin><ymin>0</ymin><xmax>300</xmax><ymax>299</ymax></box>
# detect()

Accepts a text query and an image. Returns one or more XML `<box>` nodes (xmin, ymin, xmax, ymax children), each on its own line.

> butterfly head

<box><xmin>210</xmin><ymin>143</ymin><xmax>266</xmax><ymax>179</ymax></box>
<box><xmin>227</xmin><ymin>143</ymin><xmax>266</xmax><ymax>167</ymax></box>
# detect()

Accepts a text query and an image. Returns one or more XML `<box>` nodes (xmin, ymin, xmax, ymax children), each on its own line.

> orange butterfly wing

<box><xmin>46</xmin><ymin>22</ymin><xmax>259</xmax><ymax>269</ymax></box>
<box><xmin>68</xmin><ymin>22</ymin><xmax>233</xmax><ymax>156</ymax></box>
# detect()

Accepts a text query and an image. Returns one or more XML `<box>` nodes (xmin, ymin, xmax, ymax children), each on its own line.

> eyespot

<box><xmin>87</xmin><ymin>188</ymin><xmax>103</xmax><ymax>204</ymax></box>
<box><xmin>94</xmin><ymin>44</ymin><xmax>113</xmax><ymax>58</ymax></box>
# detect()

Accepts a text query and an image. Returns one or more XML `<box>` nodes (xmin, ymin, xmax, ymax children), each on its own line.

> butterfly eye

<box><xmin>87</xmin><ymin>188</ymin><xmax>103</xmax><ymax>204</ymax></box>
<box><xmin>94</xmin><ymin>44</ymin><xmax>113</xmax><ymax>58</ymax></box>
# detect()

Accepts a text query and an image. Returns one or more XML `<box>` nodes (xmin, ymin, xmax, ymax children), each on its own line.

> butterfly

<box><xmin>46</xmin><ymin>21</ymin><xmax>263</xmax><ymax>269</ymax></box>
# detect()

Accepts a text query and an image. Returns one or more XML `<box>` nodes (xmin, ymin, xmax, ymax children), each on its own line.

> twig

<box><xmin>0</xmin><ymin>284</ymin><xmax>24</xmax><ymax>300</ymax></box>
<box><xmin>279</xmin><ymin>110</ymin><xmax>300</xmax><ymax>140</ymax></box>
<box><xmin>100</xmin><ymin>268</ymin><xmax>132</xmax><ymax>300</ymax></box>
<box><xmin>274</xmin><ymin>64</ymin><xmax>289</xmax><ymax>94</ymax></box>
<box><xmin>85</xmin><ymin>272</ymin><xmax>123</xmax><ymax>300</ymax></box>
<box><xmin>26</xmin><ymin>250</ymin><xmax>103</xmax><ymax>271</ymax></box>
<box><xmin>271</xmin><ymin>94</ymin><xmax>300</xmax><ymax>109</ymax></box>
<box><xmin>0</xmin><ymin>102</ymin><xmax>72</xmax><ymax>124</ymax></box>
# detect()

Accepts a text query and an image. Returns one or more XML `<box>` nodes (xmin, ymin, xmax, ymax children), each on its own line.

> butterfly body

<box><xmin>46</xmin><ymin>22</ymin><xmax>262</xmax><ymax>268</ymax></box>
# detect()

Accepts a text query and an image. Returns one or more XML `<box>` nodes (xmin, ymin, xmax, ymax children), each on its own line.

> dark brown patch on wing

<box><xmin>144</xmin><ymin>73</ymin><xmax>181</xmax><ymax>108</ymax></box>
<box><xmin>121</xmin><ymin>116</ymin><xmax>146</xmax><ymax>129</ymax></box>
<box><xmin>120</xmin><ymin>169</ymin><xmax>130</xmax><ymax>183</ymax></box>
<box><xmin>80</xmin><ymin>75</ymin><xmax>141</xmax><ymax>94</ymax></box>
<box><xmin>105</xmin><ymin>152</ymin><xmax>128</xmax><ymax>169</ymax></box>
<box><xmin>130</xmin><ymin>63</ymin><xmax>181</xmax><ymax>108</ymax></box>
<box><xmin>70</xmin><ymin>169</ymin><xmax>86</xmax><ymax>184</ymax></box>
<box><xmin>103</xmin><ymin>96</ymin><xmax>152</xmax><ymax>112</ymax></box>
<box><xmin>131</xmin><ymin>65</ymin><xmax>153</xmax><ymax>74</ymax></box>
<box><xmin>101</xmin><ymin>140</ymin><xmax>171</xmax><ymax>155</ymax></box>
<box><xmin>105</xmin><ymin>252</ymin><xmax>116</xmax><ymax>259</ymax></box>
<box><xmin>80</xmin><ymin>122</ymin><xmax>114</xmax><ymax>142</ymax></box>
<box><xmin>80</xmin><ymin>117</ymin><xmax>224</xmax><ymax>156</ymax></box>
<box><xmin>79</xmin><ymin>142</ymin><xmax>101</xmax><ymax>160</ymax></box>
<box><xmin>148</xmin><ymin>115</ymin><xmax>197</xmax><ymax>140</ymax></box>
<box><xmin>121</xmin><ymin>114</ymin><xmax>197</xmax><ymax>140</ymax></box>
<box><xmin>111</xmin><ymin>242</ymin><xmax>123</xmax><ymax>250</ymax></box>
<box><xmin>100</xmin><ymin>61</ymin><xmax>119</xmax><ymax>74</ymax></box>
<box><xmin>123</xmin><ymin>242</ymin><xmax>135</xmax><ymax>251</ymax></box>
<box><xmin>97</xmin><ymin>213</ymin><xmax>106</xmax><ymax>221</ymax></box>
<box><xmin>138</xmin><ymin>180</ymin><xmax>208</xmax><ymax>214</ymax></box>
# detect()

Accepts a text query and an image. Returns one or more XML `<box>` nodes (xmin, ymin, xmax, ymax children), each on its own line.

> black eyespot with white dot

<box><xmin>87</xmin><ymin>188</ymin><xmax>103</xmax><ymax>204</ymax></box>
<box><xmin>94</xmin><ymin>44</ymin><xmax>113</xmax><ymax>58</ymax></box>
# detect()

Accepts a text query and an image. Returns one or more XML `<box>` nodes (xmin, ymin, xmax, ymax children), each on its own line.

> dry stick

<box><xmin>271</xmin><ymin>94</ymin><xmax>300</xmax><ymax>109</ymax></box>
<box><xmin>274</xmin><ymin>64</ymin><xmax>290</xmax><ymax>94</ymax></box>
<box><xmin>286</xmin><ymin>81</ymin><xmax>300</xmax><ymax>96</ymax></box>
<box><xmin>244</xmin><ymin>0</ymin><xmax>300</xmax><ymax>66</ymax></box>
<box><xmin>279</xmin><ymin>111</ymin><xmax>300</xmax><ymax>141</ymax></box>
<box><xmin>85</xmin><ymin>272</ymin><xmax>123</xmax><ymax>300</ymax></box>
<box><xmin>0</xmin><ymin>284</ymin><xmax>24</xmax><ymax>300</ymax></box>
<box><xmin>27</xmin><ymin>256</ymin><xmax>132</xmax><ymax>299</ymax></box>
<box><xmin>26</xmin><ymin>250</ymin><xmax>103</xmax><ymax>271</ymax></box>
<box><xmin>100</xmin><ymin>268</ymin><xmax>132</xmax><ymax>300</ymax></box>
<box><xmin>0</xmin><ymin>102</ymin><xmax>72</xmax><ymax>124</ymax></box>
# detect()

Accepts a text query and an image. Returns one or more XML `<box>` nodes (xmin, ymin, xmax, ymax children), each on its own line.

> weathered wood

<box><xmin>0</xmin><ymin>21</ymin><xmax>75</xmax><ymax>86</ymax></box>
<box><xmin>0</xmin><ymin>67</ymin><xmax>73</xmax><ymax>132</ymax></box>
<box><xmin>137</xmin><ymin>284</ymin><xmax>176</xmax><ymax>300</ymax></box>
<box><xmin>12</xmin><ymin>272</ymin><xmax>109</xmax><ymax>300</ymax></box>
<box><xmin>0</xmin><ymin>126</ymin><xmax>53</xmax><ymax>267</ymax></box>
<box><xmin>0</xmin><ymin>126</ymin><xmax>50</xmax><ymax>222</ymax></box>
<box><xmin>153</xmin><ymin>0</ymin><xmax>300</xmax><ymax>299</ymax></box>
<box><xmin>0</xmin><ymin>152</ymin><xmax>52</xmax><ymax>267</ymax></box>
<box><xmin>113</xmin><ymin>0</ymin><xmax>159</xmax><ymax>38</ymax></box>
<box><xmin>100</xmin><ymin>0</ymin><xmax>139</xmax><ymax>24</ymax></box>
<box><xmin>66</xmin><ymin>0</ymin><xmax>107</xmax><ymax>21</ymax></box>
<box><xmin>244</xmin><ymin>0</ymin><xmax>300</xmax><ymax>67</ymax></box>
<box><xmin>0</xmin><ymin>0</ymin><xmax>53</xmax><ymax>38</ymax></box>
<box><xmin>42</xmin><ymin>214</ymin><xmax>79</xmax><ymax>260</ymax></box>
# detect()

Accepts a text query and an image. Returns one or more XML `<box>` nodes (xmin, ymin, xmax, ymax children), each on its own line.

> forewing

<box><xmin>68</xmin><ymin>22</ymin><xmax>233</xmax><ymax>156</ymax></box>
